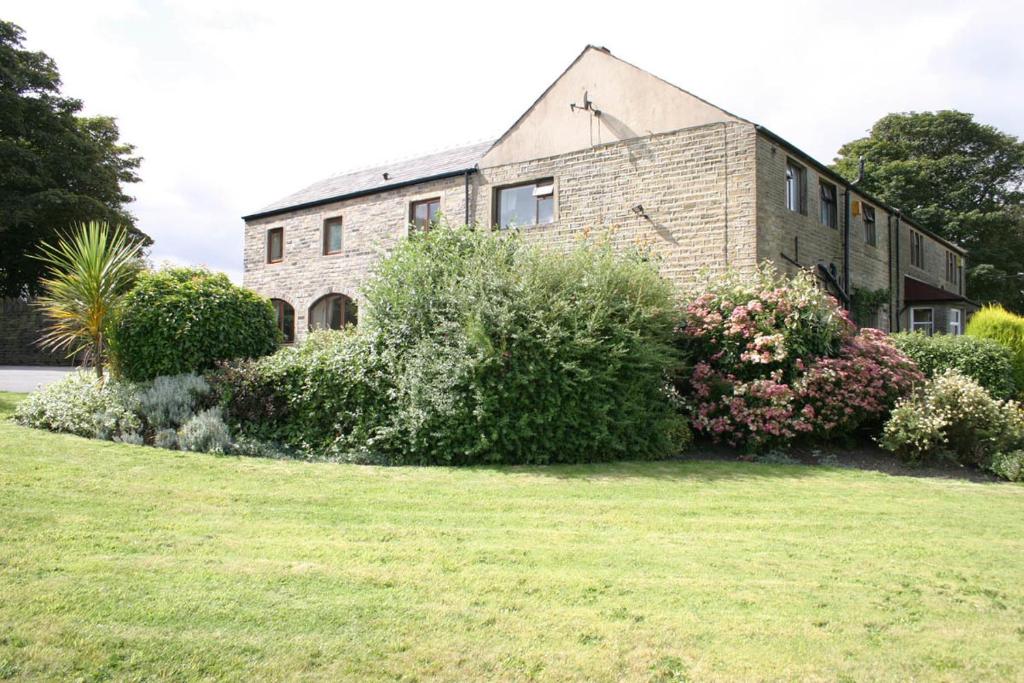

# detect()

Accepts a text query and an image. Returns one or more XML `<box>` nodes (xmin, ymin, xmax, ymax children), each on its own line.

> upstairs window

<box><xmin>945</xmin><ymin>251</ymin><xmax>959</xmax><ymax>285</ymax></box>
<box><xmin>819</xmin><ymin>181</ymin><xmax>837</xmax><ymax>229</ymax></box>
<box><xmin>410</xmin><ymin>198</ymin><xmax>441</xmax><ymax>231</ymax></box>
<box><xmin>496</xmin><ymin>179</ymin><xmax>554</xmax><ymax>229</ymax></box>
<box><xmin>266</xmin><ymin>227</ymin><xmax>284</xmax><ymax>263</ymax></box>
<box><xmin>323</xmin><ymin>218</ymin><xmax>343</xmax><ymax>255</ymax></box>
<box><xmin>863</xmin><ymin>204</ymin><xmax>876</xmax><ymax>246</ymax></box>
<box><xmin>785</xmin><ymin>160</ymin><xmax>807</xmax><ymax>214</ymax></box>
<box><xmin>910</xmin><ymin>230</ymin><xmax>925</xmax><ymax>268</ymax></box>
<box><xmin>270</xmin><ymin>299</ymin><xmax>295</xmax><ymax>344</ymax></box>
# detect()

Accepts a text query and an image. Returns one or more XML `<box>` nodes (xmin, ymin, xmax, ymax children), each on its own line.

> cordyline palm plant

<box><xmin>34</xmin><ymin>222</ymin><xmax>143</xmax><ymax>382</ymax></box>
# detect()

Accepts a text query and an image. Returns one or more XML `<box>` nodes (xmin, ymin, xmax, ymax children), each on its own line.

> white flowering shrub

<box><xmin>14</xmin><ymin>371</ymin><xmax>141</xmax><ymax>439</ymax></box>
<box><xmin>881</xmin><ymin>370</ymin><xmax>1024</xmax><ymax>468</ymax></box>
<box><xmin>177</xmin><ymin>408</ymin><xmax>231</xmax><ymax>454</ymax></box>
<box><xmin>136</xmin><ymin>373</ymin><xmax>210</xmax><ymax>429</ymax></box>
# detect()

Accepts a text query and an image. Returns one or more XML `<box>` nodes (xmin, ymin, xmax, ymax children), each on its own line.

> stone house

<box><xmin>243</xmin><ymin>46</ymin><xmax>972</xmax><ymax>344</ymax></box>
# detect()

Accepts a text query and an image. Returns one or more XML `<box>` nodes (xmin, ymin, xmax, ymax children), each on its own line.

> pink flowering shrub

<box><xmin>680</xmin><ymin>265</ymin><xmax>922</xmax><ymax>450</ymax></box>
<box><xmin>795</xmin><ymin>329</ymin><xmax>922</xmax><ymax>441</ymax></box>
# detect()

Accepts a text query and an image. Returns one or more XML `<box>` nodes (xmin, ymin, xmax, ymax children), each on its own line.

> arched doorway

<box><xmin>308</xmin><ymin>293</ymin><xmax>357</xmax><ymax>331</ymax></box>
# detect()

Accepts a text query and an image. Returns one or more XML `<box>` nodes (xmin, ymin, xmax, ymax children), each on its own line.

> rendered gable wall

<box><xmin>480</xmin><ymin>47</ymin><xmax>740</xmax><ymax>168</ymax></box>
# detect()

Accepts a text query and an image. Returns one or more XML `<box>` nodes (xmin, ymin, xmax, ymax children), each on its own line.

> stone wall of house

<box><xmin>243</xmin><ymin>175</ymin><xmax>469</xmax><ymax>341</ymax></box>
<box><xmin>244</xmin><ymin>121</ymin><xmax>761</xmax><ymax>342</ymax></box>
<box><xmin>243</xmin><ymin>120</ymin><xmax>969</xmax><ymax>342</ymax></box>
<box><xmin>0</xmin><ymin>298</ymin><xmax>74</xmax><ymax>366</ymax></box>
<box><xmin>754</xmin><ymin>132</ymin><xmax>966</xmax><ymax>332</ymax></box>
<box><xmin>474</xmin><ymin>121</ymin><xmax>759</xmax><ymax>287</ymax></box>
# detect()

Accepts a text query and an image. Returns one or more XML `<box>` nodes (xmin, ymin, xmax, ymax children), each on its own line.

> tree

<box><xmin>0</xmin><ymin>20</ymin><xmax>148</xmax><ymax>297</ymax></box>
<box><xmin>832</xmin><ymin>111</ymin><xmax>1024</xmax><ymax>312</ymax></box>
<box><xmin>35</xmin><ymin>222</ymin><xmax>143</xmax><ymax>381</ymax></box>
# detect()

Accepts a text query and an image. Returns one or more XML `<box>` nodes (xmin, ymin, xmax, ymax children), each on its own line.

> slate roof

<box><xmin>244</xmin><ymin>140</ymin><xmax>494</xmax><ymax>220</ymax></box>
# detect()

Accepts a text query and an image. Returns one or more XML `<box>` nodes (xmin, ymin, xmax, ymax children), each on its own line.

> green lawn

<box><xmin>1</xmin><ymin>392</ymin><xmax>1023</xmax><ymax>681</ymax></box>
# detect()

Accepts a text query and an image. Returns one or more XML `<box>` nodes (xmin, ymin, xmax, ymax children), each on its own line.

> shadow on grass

<box><xmin>484</xmin><ymin>457</ymin><xmax>825</xmax><ymax>484</ymax></box>
<box><xmin>483</xmin><ymin>448</ymin><xmax>1005</xmax><ymax>485</ymax></box>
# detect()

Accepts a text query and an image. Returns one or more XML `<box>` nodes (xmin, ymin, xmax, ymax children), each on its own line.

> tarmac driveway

<box><xmin>0</xmin><ymin>366</ymin><xmax>77</xmax><ymax>393</ymax></box>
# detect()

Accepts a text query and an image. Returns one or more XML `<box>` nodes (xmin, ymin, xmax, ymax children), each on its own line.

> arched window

<box><xmin>270</xmin><ymin>299</ymin><xmax>295</xmax><ymax>343</ymax></box>
<box><xmin>308</xmin><ymin>293</ymin><xmax>357</xmax><ymax>331</ymax></box>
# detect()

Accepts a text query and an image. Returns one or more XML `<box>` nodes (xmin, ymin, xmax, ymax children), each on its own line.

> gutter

<box><xmin>894</xmin><ymin>210</ymin><xmax>902</xmax><ymax>331</ymax></box>
<box><xmin>842</xmin><ymin>157</ymin><xmax>865</xmax><ymax>304</ymax></box>
<box><xmin>242</xmin><ymin>168</ymin><xmax>480</xmax><ymax>221</ymax></box>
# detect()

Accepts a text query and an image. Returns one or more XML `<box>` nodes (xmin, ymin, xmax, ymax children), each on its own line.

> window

<box><xmin>910</xmin><ymin>307</ymin><xmax>934</xmax><ymax>335</ymax></box>
<box><xmin>863</xmin><ymin>204</ymin><xmax>876</xmax><ymax>246</ymax></box>
<box><xmin>948</xmin><ymin>308</ymin><xmax>962</xmax><ymax>336</ymax></box>
<box><xmin>308</xmin><ymin>293</ymin><xmax>357</xmax><ymax>331</ymax></box>
<box><xmin>266</xmin><ymin>227</ymin><xmax>284</xmax><ymax>263</ymax></box>
<box><xmin>785</xmin><ymin>160</ymin><xmax>807</xmax><ymax>214</ymax></box>
<box><xmin>910</xmin><ymin>230</ymin><xmax>925</xmax><ymax>268</ymax></box>
<box><xmin>271</xmin><ymin>299</ymin><xmax>295</xmax><ymax>344</ymax></box>
<box><xmin>410</xmin><ymin>198</ymin><xmax>441</xmax><ymax>231</ymax></box>
<box><xmin>946</xmin><ymin>251</ymin><xmax>959</xmax><ymax>285</ymax></box>
<box><xmin>323</xmin><ymin>218</ymin><xmax>343</xmax><ymax>255</ymax></box>
<box><xmin>819</xmin><ymin>181</ymin><xmax>837</xmax><ymax>229</ymax></box>
<box><xmin>495</xmin><ymin>179</ymin><xmax>554</xmax><ymax>229</ymax></box>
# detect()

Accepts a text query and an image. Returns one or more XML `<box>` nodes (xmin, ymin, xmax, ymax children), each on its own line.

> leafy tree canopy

<box><xmin>833</xmin><ymin>111</ymin><xmax>1024</xmax><ymax>312</ymax></box>
<box><xmin>0</xmin><ymin>20</ymin><xmax>148</xmax><ymax>297</ymax></box>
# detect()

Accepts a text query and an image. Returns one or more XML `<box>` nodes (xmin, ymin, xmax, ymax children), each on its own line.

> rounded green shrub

<box><xmin>966</xmin><ymin>305</ymin><xmax>1024</xmax><ymax>393</ymax></box>
<box><xmin>889</xmin><ymin>332</ymin><xmax>1017</xmax><ymax>399</ymax></box>
<box><xmin>111</xmin><ymin>267</ymin><xmax>279</xmax><ymax>382</ymax></box>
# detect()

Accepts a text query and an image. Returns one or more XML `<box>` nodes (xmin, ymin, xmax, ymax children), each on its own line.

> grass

<box><xmin>1</xmin><ymin>392</ymin><xmax>1023</xmax><ymax>681</ymax></box>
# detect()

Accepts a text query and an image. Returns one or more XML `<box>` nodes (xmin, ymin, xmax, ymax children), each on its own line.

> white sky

<box><xmin>6</xmin><ymin>0</ymin><xmax>1023</xmax><ymax>282</ymax></box>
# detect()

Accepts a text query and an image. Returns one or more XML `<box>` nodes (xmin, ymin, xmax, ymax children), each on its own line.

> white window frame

<box><xmin>910</xmin><ymin>307</ymin><xmax>934</xmax><ymax>335</ymax></box>
<box><xmin>948</xmin><ymin>308</ymin><xmax>962</xmax><ymax>336</ymax></box>
<box><xmin>494</xmin><ymin>178</ymin><xmax>556</xmax><ymax>229</ymax></box>
<box><xmin>785</xmin><ymin>160</ymin><xmax>805</xmax><ymax>214</ymax></box>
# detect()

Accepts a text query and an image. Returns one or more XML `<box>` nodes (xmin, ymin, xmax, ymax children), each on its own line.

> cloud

<box><xmin>5</xmin><ymin>0</ymin><xmax>1021</xmax><ymax>282</ymax></box>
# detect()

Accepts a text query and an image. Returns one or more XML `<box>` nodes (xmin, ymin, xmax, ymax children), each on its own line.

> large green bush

<box><xmin>966</xmin><ymin>305</ymin><xmax>1024</xmax><ymax>392</ymax></box>
<box><xmin>110</xmin><ymin>267</ymin><xmax>279</xmax><ymax>382</ymax></box>
<box><xmin>889</xmin><ymin>332</ymin><xmax>1017</xmax><ymax>399</ymax></box>
<box><xmin>212</xmin><ymin>226</ymin><xmax>690</xmax><ymax>464</ymax></box>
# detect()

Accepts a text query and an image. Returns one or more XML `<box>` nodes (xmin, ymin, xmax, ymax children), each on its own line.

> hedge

<box><xmin>890</xmin><ymin>332</ymin><xmax>1017</xmax><ymax>399</ymax></box>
